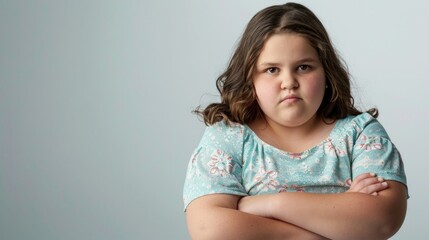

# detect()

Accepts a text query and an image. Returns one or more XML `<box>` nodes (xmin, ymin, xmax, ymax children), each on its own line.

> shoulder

<box><xmin>198</xmin><ymin>120</ymin><xmax>246</xmax><ymax>158</ymax></box>
<box><xmin>205</xmin><ymin>120</ymin><xmax>245</xmax><ymax>134</ymax></box>
<box><xmin>336</xmin><ymin>113</ymin><xmax>389</xmax><ymax>139</ymax></box>
<box><xmin>202</xmin><ymin>120</ymin><xmax>246</xmax><ymax>142</ymax></box>
<box><xmin>343</xmin><ymin>115</ymin><xmax>407</xmax><ymax>190</ymax></box>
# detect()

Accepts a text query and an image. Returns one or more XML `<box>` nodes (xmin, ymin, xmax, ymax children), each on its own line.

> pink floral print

<box><xmin>324</xmin><ymin>139</ymin><xmax>346</xmax><ymax>156</ymax></box>
<box><xmin>278</xmin><ymin>184</ymin><xmax>305</xmax><ymax>193</ymax></box>
<box><xmin>183</xmin><ymin>113</ymin><xmax>406</xmax><ymax>210</ymax></box>
<box><xmin>356</xmin><ymin>135</ymin><xmax>382</xmax><ymax>151</ymax></box>
<box><xmin>208</xmin><ymin>149</ymin><xmax>235</xmax><ymax>177</ymax></box>
<box><xmin>254</xmin><ymin>166</ymin><xmax>279</xmax><ymax>191</ymax></box>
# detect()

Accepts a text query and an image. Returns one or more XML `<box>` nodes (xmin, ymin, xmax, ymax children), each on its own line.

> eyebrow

<box><xmin>258</xmin><ymin>57</ymin><xmax>319</xmax><ymax>67</ymax></box>
<box><xmin>259</xmin><ymin>62</ymin><xmax>282</xmax><ymax>68</ymax></box>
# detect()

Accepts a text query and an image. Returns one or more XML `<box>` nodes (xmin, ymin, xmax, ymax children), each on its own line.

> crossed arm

<box><xmin>186</xmin><ymin>173</ymin><xmax>407</xmax><ymax>240</ymax></box>
<box><xmin>186</xmin><ymin>194</ymin><xmax>326</xmax><ymax>240</ymax></box>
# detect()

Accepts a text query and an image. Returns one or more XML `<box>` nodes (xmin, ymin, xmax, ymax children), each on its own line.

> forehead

<box><xmin>257</xmin><ymin>33</ymin><xmax>318</xmax><ymax>63</ymax></box>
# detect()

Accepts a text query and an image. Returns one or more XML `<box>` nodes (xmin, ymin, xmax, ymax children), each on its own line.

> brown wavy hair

<box><xmin>195</xmin><ymin>2</ymin><xmax>377</xmax><ymax>125</ymax></box>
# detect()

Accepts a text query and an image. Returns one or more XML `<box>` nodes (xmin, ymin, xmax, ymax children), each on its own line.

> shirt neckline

<box><xmin>243</xmin><ymin>118</ymin><xmax>344</xmax><ymax>156</ymax></box>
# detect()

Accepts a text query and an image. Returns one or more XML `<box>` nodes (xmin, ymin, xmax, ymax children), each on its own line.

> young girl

<box><xmin>183</xmin><ymin>2</ymin><xmax>407</xmax><ymax>239</ymax></box>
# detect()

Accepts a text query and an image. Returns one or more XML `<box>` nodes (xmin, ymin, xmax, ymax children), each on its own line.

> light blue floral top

<box><xmin>183</xmin><ymin>113</ymin><xmax>407</xmax><ymax>210</ymax></box>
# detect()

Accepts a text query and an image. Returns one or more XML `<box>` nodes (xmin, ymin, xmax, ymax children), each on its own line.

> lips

<box><xmin>280</xmin><ymin>95</ymin><xmax>301</xmax><ymax>103</ymax></box>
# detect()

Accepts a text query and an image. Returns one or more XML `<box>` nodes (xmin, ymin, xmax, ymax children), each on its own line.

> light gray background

<box><xmin>1</xmin><ymin>0</ymin><xmax>428</xmax><ymax>239</ymax></box>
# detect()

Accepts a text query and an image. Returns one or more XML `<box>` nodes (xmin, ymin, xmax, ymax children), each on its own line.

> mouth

<box><xmin>281</xmin><ymin>95</ymin><xmax>301</xmax><ymax>103</ymax></box>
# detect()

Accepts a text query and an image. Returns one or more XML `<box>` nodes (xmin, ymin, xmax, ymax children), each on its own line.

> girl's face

<box><xmin>252</xmin><ymin>32</ymin><xmax>326</xmax><ymax>128</ymax></box>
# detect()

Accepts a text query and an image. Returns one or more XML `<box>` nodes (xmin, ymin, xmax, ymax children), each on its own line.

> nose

<box><xmin>280</xmin><ymin>72</ymin><xmax>298</xmax><ymax>90</ymax></box>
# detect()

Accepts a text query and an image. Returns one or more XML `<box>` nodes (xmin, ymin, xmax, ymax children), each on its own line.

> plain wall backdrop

<box><xmin>1</xmin><ymin>0</ymin><xmax>428</xmax><ymax>239</ymax></box>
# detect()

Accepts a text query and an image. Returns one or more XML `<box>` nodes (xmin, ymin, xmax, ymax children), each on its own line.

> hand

<box><xmin>238</xmin><ymin>195</ymin><xmax>274</xmax><ymax>218</ymax></box>
<box><xmin>346</xmin><ymin>173</ymin><xmax>388</xmax><ymax>196</ymax></box>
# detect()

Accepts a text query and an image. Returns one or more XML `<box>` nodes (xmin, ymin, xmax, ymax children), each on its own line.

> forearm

<box><xmin>186</xmin><ymin>195</ymin><xmax>327</xmax><ymax>240</ymax></box>
<box><xmin>269</xmin><ymin>183</ymin><xmax>407</xmax><ymax>239</ymax></box>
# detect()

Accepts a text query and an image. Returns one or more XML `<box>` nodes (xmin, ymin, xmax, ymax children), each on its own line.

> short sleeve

<box><xmin>183</xmin><ymin>122</ymin><xmax>247</xmax><ymax>211</ymax></box>
<box><xmin>351</xmin><ymin>116</ymin><xmax>407</xmax><ymax>188</ymax></box>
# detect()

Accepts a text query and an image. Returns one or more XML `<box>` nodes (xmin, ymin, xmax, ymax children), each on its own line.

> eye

<box><xmin>265</xmin><ymin>67</ymin><xmax>279</xmax><ymax>74</ymax></box>
<box><xmin>297</xmin><ymin>65</ymin><xmax>311</xmax><ymax>72</ymax></box>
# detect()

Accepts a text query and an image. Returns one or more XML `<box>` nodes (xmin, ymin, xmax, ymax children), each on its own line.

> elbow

<box><xmin>348</xmin><ymin>219</ymin><xmax>405</xmax><ymax>240</ymax></box>
<box><xmin>373</xmin><ymin>184</ymin><xmax>408</xmax><ymax>239</ymax></box>
<box><xmin>347</xmin><ymin>202</ymin><xmax>407</xmax><ymax>239</ymax></box>
<box><xmin>376</xmin><ymin>216</ymin><xmax>406</xmax><ymax>240</ymax></box>
<box><xmin>186</xmin><ymin>215</ymin><xmax>226</xmax><ymax>240</ymax></box>
<box><xmin>187</xmin><ymin>226</ymin><xmax>224</xmax><ymax>240</ymax></box>
<box><xmin>372</xmin><ymin>203</ymin><xmax>407</xmax><ymax>239</ymax></box>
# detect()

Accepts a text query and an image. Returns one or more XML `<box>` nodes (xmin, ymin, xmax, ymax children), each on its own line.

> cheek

<box><xmin>253</xmin><ymin>86</ymin><xmax>275</xmax><ymax>113</ymax></box>
<box><xmin>254</xmin><ymin>82</ymin><xmax>277</xmax><ymax>103</ymax></box>
<box><xmin>305</xmin><ymin>75</ymin><xmax>326</xmax><ymax>100</ymax></box>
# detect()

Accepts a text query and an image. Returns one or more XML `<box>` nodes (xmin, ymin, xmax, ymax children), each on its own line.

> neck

<box><xmin>267</xmin><ymin>115</ymin><xmax>322</xmax><ymax>139</ymax></box>
<box><xmin>250</xmin><ymin>115</ymin><xmax>333</xmax><ymax>153</ymax></box>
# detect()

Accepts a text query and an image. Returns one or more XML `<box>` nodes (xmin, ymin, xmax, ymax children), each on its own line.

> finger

<box><xmin>352</xmin><ymin>172</ymin><xmax>376</xmax><ymax>183</ymax></box>
<box><xmin>346</xmin><ymin>179</ymin><xmax>352</xmax><ymax>186</ymax></box>
<box><xmin>350</xmin><ymin>176</ymin><xmax>383</xmax><ymax>192</ymax></box>
<box><xmin>362</xmin><ymin>181</ymin><xmax>389</xmax><ymax>194</ymax></box>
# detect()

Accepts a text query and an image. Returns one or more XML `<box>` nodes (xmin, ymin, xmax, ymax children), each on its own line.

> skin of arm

<box><xmin>186</xmin><ymin>194</ymin><xmax>328</xmax><ymax>240</ymax></box>
<box><xmin>238</xmin><ymin>175</ymin><xmax>407</xmax><ymax>240</ymax></box>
